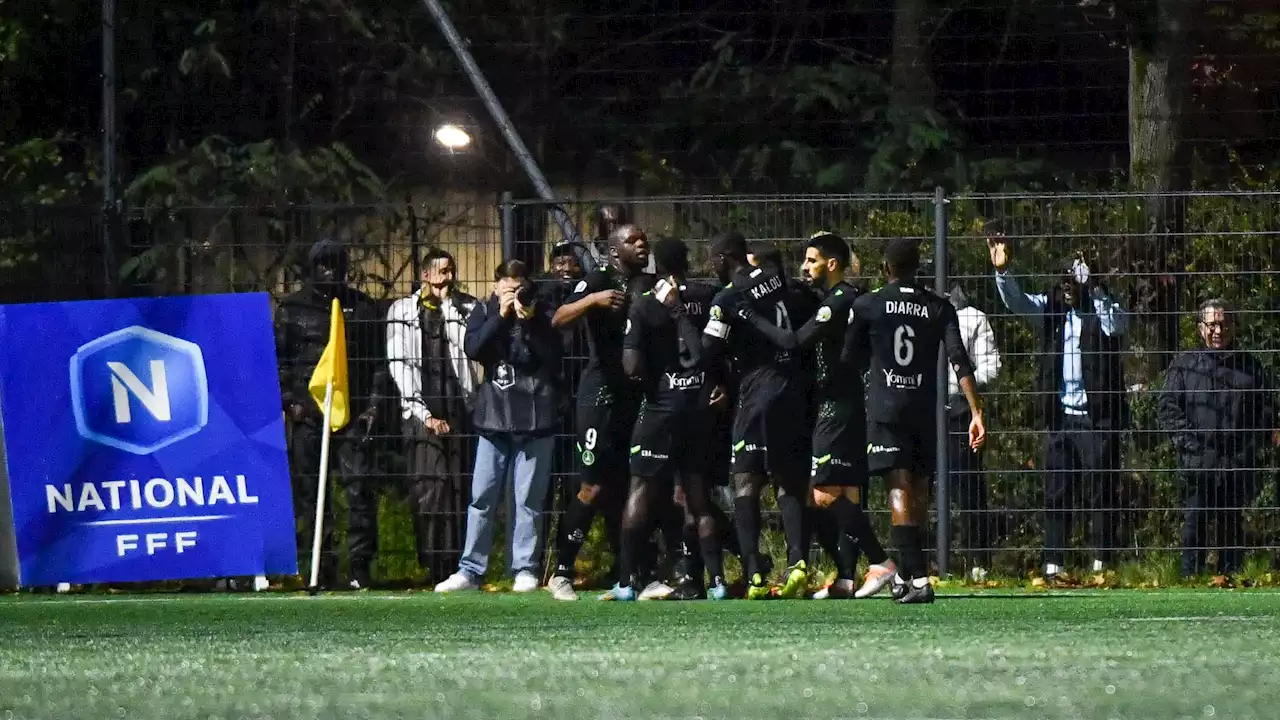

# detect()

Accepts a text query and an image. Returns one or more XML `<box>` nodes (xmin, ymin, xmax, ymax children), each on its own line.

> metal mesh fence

<box><xmin>3</xmin><ymin>191</ymin><xmax>1278</xmax><ymax>586</ymax></box>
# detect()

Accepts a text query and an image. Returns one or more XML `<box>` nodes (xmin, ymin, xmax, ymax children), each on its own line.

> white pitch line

<box><xmin>1126</xmin><ymin>615</ymin><xmax>1259</xmax><ymax>622</ymax></box>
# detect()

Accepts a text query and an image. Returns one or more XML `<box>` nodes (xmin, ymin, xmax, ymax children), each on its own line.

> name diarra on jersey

<box><xmin>884</xmin><ymin>299</ymin><xmax>930</xmax><ymax>318</ymax></box>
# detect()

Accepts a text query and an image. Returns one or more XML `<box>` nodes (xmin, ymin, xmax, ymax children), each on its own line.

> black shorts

<box><xmin>576</xmin><ymin>399</ymin><xmax>640</xmax><ymax>486</ymax></box>
<box><xmin>629</xmin><ymin>401</ymin><xmax>712</xmax><ymax>480</ymax></box>
<box><xmin>731</xmin><ymin>372</ymin><xmax>809</xmax><ymax>479</ymax></box>
<box><xmin>866</xmin><ymin>418</ymin><xmax>936</xmax><ymax>477</ymax></box>
<box><xmin>811</xmin><ymin>400</ymin><xmax>867</xmax><ymax>488</ymax></box>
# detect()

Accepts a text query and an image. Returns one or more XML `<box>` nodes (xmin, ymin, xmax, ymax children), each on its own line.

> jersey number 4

<box><xmin>893</xmin><ymin>324</ymin><xmax>916</xmax><ymax>366</ymax></box>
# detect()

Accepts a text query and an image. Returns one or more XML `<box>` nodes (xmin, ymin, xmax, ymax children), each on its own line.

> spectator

<box><xmin>538</xmin><ymin>243</ymin><xmax>588</xmax><ymax>566</ymax></box>
<box><xmin>275</xmin><ymin>238</ymin><xmax>386</xmax><ymax>589</ymax></box>
<box><xmin>1157</xmin><ymin>299</ymin><xmax>1278</xmax><ymax>579</ymax></box>
<box><xmin>386</xmin><ymin>248</ymin><xmax>480</xmax><ymax>586</ymax></box>
<box><xmin>988</xmin><ymin>230</ymin><xmax>1129</xmax><ymax>583</ymax></box>
<box><xmin>945</xmin><ymin>283</ymin><xmax>1002</xmax><ymax>580</ymax></box>
<box><xmin>434</xmin><ymin>260</ymin><xmax>563</xmax><ymax>593</ymax></box>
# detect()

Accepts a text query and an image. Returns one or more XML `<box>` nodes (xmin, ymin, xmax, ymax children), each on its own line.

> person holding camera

<box><xmin>434</xmin><ymin>261</ymin><xmax>564</xmax><ymax>593</ymax></box>
<box><xmin>988</xmin><ymin>228</ymin><xmax>1128</xmax><ymax>584</ymax></box>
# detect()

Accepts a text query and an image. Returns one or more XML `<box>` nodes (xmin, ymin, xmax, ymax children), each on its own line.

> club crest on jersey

<box><xmin>574</xmin><ymin>280</ymin><xmax>588</xmax><ymax>294</ymax></box>
<box><xmin>815</xmin><ymin>306</ymin><xmax>833</xmax><ymax>323</ymax></box>
<box><xmin>709</xmin><ymin>305</ymin><xmax>723</xmax><ymax>321</ymax></box>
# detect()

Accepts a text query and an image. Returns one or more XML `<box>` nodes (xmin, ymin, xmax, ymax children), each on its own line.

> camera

<box><xmin>516</xmin><ymin>282</ymin><xmax>537</xmax><ymax>306</ymax></box>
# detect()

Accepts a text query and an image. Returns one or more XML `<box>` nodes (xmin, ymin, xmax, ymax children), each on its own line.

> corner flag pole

<box><xmin>307</xmin><ymin>380</ymin><xmax>335</xmax><ymax>590</ymax></box>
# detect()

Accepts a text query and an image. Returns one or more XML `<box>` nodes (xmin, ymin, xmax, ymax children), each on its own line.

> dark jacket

<box><xmin>1037</xmin><ymin>290</ymin><xmax>1128</xmax><ymax>430</ymax></box>
<box><xmin>275</xmin><ymin>283</ymin><xmax>386</xmax><ymax>425</ymax></box>
<box><xmin>465</xmin><ymin>293</ymin><xmax>563</xmax><ymax>438</ymax></box>
<box><xmin>1158</xmin><ymin>347</ymin><xmax>1277</xmax><ymax>470</ymax></box>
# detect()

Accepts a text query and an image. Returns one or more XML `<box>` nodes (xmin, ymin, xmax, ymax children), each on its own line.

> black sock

<box><xmin>733</xmin><ymin>496</ymin><xmax>762</xmax><ymax>578</ymax></box>
<box><xmin>553</xmin><ymin>497</ymin><xmax>595</xmax><ymax>577</ymax></box>
<box><xmin>851</xmin><ymin>502</ymin><xmax>889</xmax><ymax>566</ymax></box>
<box><xmin>659</xmin><ymin>501</ymin><xmax>685</xmax><ymax>576</ymax></box>
<box><xmin>827</xmin><ymin>498</ymin><xmax>864</xmax><ymax>579</ymax></box>
<box><xmin>681</xmin><ymin>522</ymin><xmax>702</xmax><ymax>580</ymax></box>
<box><xmin>616</xmin><ymin>520</ymin><xmax>645</xmax><ymax>589</ymax></box>
<box><xmin>811</xmin><ymin>506</ymin><xmax>847</xmax><ymax>576</ymax></box>
<box><xmin>698</xmin><ymin>519</ymin><xmax>725</xmax><ymax>585</ymax></box>
<box><xmin>777</xmin><ymin>492</ymin><xmax>807</xmax><ymax>566</ymax></box>
<box><xmin>891</xmin><ymin>525</ymin><xmax>925</xmax><ymax>580</ymax></box>
<box><xmin>711</xmin><ymin>503</ymin><xmax>740</xmax><ymax>558</ymax></box>
<box><xmin>602</xmin><ymin>492</ymin><xmax>624</xmax><ymax>556</ymax></box>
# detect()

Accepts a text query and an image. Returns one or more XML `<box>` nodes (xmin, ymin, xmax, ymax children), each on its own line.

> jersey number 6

<box><xmin>893</xmin><ymin>324</ymin><xmax>916</xmax><ymax>366</ymax></box>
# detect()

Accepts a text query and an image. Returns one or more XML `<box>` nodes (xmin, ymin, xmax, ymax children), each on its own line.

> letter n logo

<box><xmin>70</xmin><ymin>326</ymin><xmax>208</xmax><ymax>455</ymax></box>
<box><xmin>108</xmin><ymin>360</ymin><xmax>171</xmax><ymax>423</ymax></box>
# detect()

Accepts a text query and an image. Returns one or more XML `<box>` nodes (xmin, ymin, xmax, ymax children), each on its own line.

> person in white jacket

<box><xmin>386</xmin><ymin>249</ymin><xmax>481</xmax><ymax>585</ymax></box>
<box><xmin>945</xmin><ymin>283</ymin><xmax>1002</xmax><ymax>581</ymax></box>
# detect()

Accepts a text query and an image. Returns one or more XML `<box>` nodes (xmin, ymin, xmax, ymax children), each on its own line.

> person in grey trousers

<box><xmin>434</xmin><ymin>260</ymin><xmax>563</xmax><ymax>593</ymax></box>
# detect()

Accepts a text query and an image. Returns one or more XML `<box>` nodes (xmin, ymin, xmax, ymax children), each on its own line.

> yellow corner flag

<box><xmin>308</xmin><ymin>298</ymin><xmax>350</xmax><ymax>431</ymax></box>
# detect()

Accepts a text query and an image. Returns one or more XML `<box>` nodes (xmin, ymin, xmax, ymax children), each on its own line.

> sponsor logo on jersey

<box><xmin>867</xmin><ymin>443</ymin><xmax>901</xmax><ymax>454</ymax></box>
<box><xmin>883</xmin><ymin>368</ymin><xmax>923</xmax><ymax>388</ymax></box>
<box><xmin>663</xmin><ymin>371</ymin><xmax>705</xmax><ymax>391</ymax></box>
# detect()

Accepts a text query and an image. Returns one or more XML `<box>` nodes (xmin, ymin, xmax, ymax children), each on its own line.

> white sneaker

<box><xmin>638</xmin><ymin>580</ymin><xmax>674</xmax><ymax>601</ymax></box>
<box><xmin>512</xmin><ymin>571</ymin><xmax>539</xmax><ymax>593</ymax></box>
<box><xmin>434</xmin><ymin>572</ymin><xmax>478</xmax><ymax>593</ymax></box>
<box><xmin>854</xmin><ymin>561</ymin><xmax>897</xmax><ymax>598</ymax></box>
<box><xmin>813</xmin><ymin>578</ymin><xmax>855</xmax><ymax>600</ymax></box>
<box><xmin>546</xmin><ymin>575</ymin><xmax>579</xmax><ymax>601</ymax></box>
<box><xmin>253</xmin><ymin>575</ymin><xmax>270</xmax><ymax>592</ymax></box>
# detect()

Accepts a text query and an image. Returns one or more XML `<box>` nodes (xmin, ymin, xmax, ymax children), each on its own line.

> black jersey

<box><xmin>624</xmin><ymin>281</ymin><xmax>716</xmax><ymax>408</ymax></box>
<box><xmin>704</xmin><ymin>266</ymin><xmax>805</xmax><ymax>379</ymax></box>
<box><xmin>809</xmin><ymin>281</ymin><xmax>862</xmax><ymax>396</ymax></box>
<box><xmin>845</xmin><ymin>280</ymin><xmax>975</xmax><ymax>424</ymax></box>
<box><xmin>564</xmin><ymin>266</ymin><xmax>656</xmax><ymax>406</ymax></box>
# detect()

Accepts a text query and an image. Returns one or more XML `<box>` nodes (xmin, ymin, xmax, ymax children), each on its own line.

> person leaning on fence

<box><xmin>434</xmin><ymin>259</ymin><xmax>563</xmax><ymax>594</ymax></box>
<box><xmin>945</xmin><ymin>283</ymin><xmax>1002</xmax><ymax>580</ymax></box>
<box><xmin>1157</xmin><ymin>299</ymin><xmax>1279</xmax><ymax>580</ymax></box>
<box><xmin>988</xmin><ymin>228</ymin><xmax>1129</xmax><ymax>584</ymax></box>
<box><xmin>274</xmin><ymin>238</ymin><xmax>387</xmax><ymax>590</ymax></box>
<box><xmin>385</xmin><ymin>248</ymin><xmax>480</xmax><ymax>586</ymax></box>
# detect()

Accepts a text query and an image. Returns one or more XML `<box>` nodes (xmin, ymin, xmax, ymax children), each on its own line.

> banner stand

<box><xmin>0</xmin><ymin>392</ymin><xmax>22</xmax><ymax>590</ymax></box>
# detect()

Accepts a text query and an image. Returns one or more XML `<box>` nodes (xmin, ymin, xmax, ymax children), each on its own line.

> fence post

<box><xmin>409</xmin><ymin>203</ymin><xmax>421</xmax><ymax>287</ymax></box>
<box><xmin>500</xmin><ymin>191</ymin><xmax>516</xmax><ymax>261</ymax></box>
<box><xmin>933</xmin><ymin>185</ymin><xmax>950</xmax><ymax>577</ymax></box>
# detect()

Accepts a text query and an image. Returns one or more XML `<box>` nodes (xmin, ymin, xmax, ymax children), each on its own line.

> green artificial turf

<box><xmin>2</xmin><ymin>589</ymin><xmax>1279</xmax><ymax>719</ymax></box>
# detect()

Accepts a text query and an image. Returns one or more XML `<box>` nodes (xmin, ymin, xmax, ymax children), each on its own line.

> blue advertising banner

<box><xmin>0</xmin><ymin>293</ymin><xmax>297</xmax><ymax>586</ymax></box>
